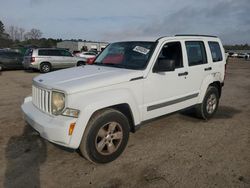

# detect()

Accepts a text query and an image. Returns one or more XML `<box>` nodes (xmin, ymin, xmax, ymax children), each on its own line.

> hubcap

<box><xmin>206</xmin><ymin>93</ymin><xmax>217</xmax><ymax>114</ymax></box>
<box><xmin>42</xmin><ymin>65</ymin><xmax>50</xmax><ymax>72</ymax></box>
<box><xmin>95</xmin><ymin>122</ymin><xmax>123</xmax><ymax>155</ymax></box>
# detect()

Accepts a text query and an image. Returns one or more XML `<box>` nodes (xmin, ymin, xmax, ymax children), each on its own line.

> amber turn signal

<box><xmin>69</xmin><ymin>122</ymin><xmax>76</xmax><ymax>135</ymax></box>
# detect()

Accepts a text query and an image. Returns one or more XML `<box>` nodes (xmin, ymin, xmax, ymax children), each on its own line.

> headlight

<box><xmin>52</xmin><ymin>91</ymin><xmax>65</xmax><ymax>115</ymax></box>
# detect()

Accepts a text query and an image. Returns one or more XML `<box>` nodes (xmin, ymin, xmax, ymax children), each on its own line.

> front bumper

<box><xmin>21</xmin><ymin>96</ymin><xmax>78</xmax><ymax>149</ymax></box>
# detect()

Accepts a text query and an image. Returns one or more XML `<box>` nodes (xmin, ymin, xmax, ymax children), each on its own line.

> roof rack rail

<box><xmin>175</xmin><ymin>34</ymin><xmax>218</xmax><ymax>38</ymax></box>
<box><xmin>156</xmin><ymin>36</ymin><xmax>168</xmax><ymax>41</ymax></box>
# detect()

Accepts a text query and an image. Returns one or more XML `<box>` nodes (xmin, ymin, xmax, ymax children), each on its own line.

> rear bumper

<box><xmin>23</xmin><ymin>61</ymin><xmax>39</xmax><ymax>69</ymax></box>
<box><xmin>21</xmin><ymin>96</ymin><xmax>78</xmax><ymax>149</ymax></box>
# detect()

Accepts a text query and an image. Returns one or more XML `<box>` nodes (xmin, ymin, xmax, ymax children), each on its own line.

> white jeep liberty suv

<box><xmin>22</xmin><ymin>35</ymin><xmax>226</xmax><ymax>163</ymax></box>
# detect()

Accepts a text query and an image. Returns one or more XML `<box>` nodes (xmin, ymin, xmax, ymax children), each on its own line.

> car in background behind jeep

<box><xmin>75</xmin><ymin>51</ymin><xmax>97</xmax><ymax>59</ymax></box>
<box><xmin>237</xmin><ymin>53</ymin><xmax>249</xmax><ymax>59</ymax></box>
<box><xmin>0</xmin><ymin>50</ymin><xmax>24</xmax><ymax>71</ymax></box>
<box><xmin>23</xmin><ymin>48</ymin><xmax>87</xmax><ymax>73</ymax></box>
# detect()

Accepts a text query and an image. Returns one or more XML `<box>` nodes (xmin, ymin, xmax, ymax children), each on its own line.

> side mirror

<box><xmin>153</xmin><ymin>59</ymin><xmax>175</xmax><ymax>73</ymax></box>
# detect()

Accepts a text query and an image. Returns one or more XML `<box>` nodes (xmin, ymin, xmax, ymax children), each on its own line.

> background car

<box><xmin>237</xmin><ymin>53</ymin><xmax>250</xmax><ymax>59</ymax></box>
<box><xmin>0</xmin><ymin>50</ymin><xmax>24</xmax><ymax>71</ymax></box>
<box><xmin>75</xmin><ymin>51</ymin><xmax>97</xmax><ymax>59</ymax></box>
<box><xmin>231</xmin><ymin>53</ymin><xmax>238</xmax><ymax>58</ymax></box>
<box><xmin>23</xmin><ymin>48</ymin><xmax>86</xmax><ymax>73</ymax></box>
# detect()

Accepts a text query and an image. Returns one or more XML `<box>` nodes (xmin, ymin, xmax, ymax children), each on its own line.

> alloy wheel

<box><xmin>95</xmin><ymin>122</ymin><xmax>123</xmax><ymax>155</ymax></box>
<box><xmin>206</xmin><ymin>93</ymin><xmax>217</xmax><ymax>114</ymax></box>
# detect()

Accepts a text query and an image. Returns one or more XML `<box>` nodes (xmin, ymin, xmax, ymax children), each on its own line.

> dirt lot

<box><xmin>0</xmin><ymin>58</ymin><xmax>249</xmax><ymax>188</ymax></box>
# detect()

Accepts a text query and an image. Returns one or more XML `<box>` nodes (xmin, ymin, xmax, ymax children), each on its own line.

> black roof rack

<box><xmin>175</xmin><ymin>34</ymin><xmax>218</xmax><ymax>38</ymax></box>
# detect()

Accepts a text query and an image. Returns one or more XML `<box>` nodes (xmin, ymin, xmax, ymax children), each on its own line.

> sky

<box><xmin>0</xmin><ymin>0</ymin><xmax>249</xmax><ymax>44</ymax></box>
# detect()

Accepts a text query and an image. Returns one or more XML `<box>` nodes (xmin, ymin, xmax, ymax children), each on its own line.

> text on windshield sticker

<box><xmin>133</xmin><ymin>46</ymin><xmax>150</xmax><ymax>55</ymax></box>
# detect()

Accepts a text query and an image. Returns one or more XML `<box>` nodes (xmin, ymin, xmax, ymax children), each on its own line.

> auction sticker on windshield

<box><xmin>133</xmin><ymin>46</ymin><xmax>150</xmax><ymax>55</ymax></box>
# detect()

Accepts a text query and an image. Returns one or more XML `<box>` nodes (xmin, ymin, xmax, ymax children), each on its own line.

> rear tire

<box><xmin>196</xmin><ymin>86</ymin><xmax>219</xmax><ymax>120</ymax></box>
<box><xmin>40</xmin><ymin>63</ymin><xmax>51</xmax><ymax>73</ymax></box>
<box><xmin>0</xmin><ymin>64</ymin><xmax>3</xmax><ymax>71</ymax></box>
<box><xmin>79</xmin><ymin>108</ymin><xmax>130</xmax><ymax>164</ymax></box>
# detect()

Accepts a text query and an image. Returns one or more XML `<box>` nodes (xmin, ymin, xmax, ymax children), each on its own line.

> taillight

<box><xmin>31</xmin><ymin>57</ymin><xmax>35</xmax><ymax>63</ymax></box>
<box><xmin>224</xmin><ymin>63</ymin><xmax>227</xmax><ymax>81</ymax></box>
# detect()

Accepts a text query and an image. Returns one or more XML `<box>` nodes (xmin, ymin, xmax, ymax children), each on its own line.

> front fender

<box><xmin>68</xmin><ymin>88</ymin><xmax>140</xmax><ymax>148</ymax></box>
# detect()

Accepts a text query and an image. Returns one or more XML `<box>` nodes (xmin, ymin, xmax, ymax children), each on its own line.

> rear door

<box><xmin>207</xmin><ymin>41</ymin><xmax>225</xmax><ymax>80</ymax></box>
<box><xmin>46</xmin><ymin>50</ymin><xmax>62</xmax><ymax>69</ymax></box>
<box><xmin>1</xmin><ymin>52</ymin><xmax>19</xmax><ymax>69</ymax></box>
<box><xmin>58</xmin><ymin>50</ymin><xmax>75</xmax><ymax>68</ymax></box>
<box><xmin>11</xmin><ymin>52</ymin><xmax>23</xmax><ymax>69</ymax></box>
<box><xmin>183</xmin><ymin>40</ymin><xmax>212</xmax><ymax>99</ymax></box>
<box><xmin>0</xmin><ymin>52</ymin><xmax>12</xmax><ymax>68</ymax></box>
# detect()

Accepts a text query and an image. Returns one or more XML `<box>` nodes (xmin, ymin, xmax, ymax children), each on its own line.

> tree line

<box><xmin>224</xmin><ymin>44</ymin><xmax>250</xmax><ymax>51</ymax></box>
<box><xmin>1</xmin><ymin>20</ymin><xmax>250</xmax><ymax>50</ymax></box>
<box><xmin>0</xmin><ymin>20</ymin><xmax>61</xmax><ymax>49</ymax></box>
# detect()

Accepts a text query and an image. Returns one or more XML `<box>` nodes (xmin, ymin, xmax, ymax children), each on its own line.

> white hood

<box><xmin>33</xmin><ymin>65</ymin><xmax>143</xmax><ymax>94</ymax></box>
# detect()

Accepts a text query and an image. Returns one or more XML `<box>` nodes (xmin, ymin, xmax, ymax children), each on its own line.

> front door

<box><xmin>143</xmin><ymin>41</ymin><xmax>194</xmax><ymax>121</ymax></box>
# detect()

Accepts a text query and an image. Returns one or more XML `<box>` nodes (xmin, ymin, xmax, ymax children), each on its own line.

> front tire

<box><xmin>196</xmin><ymin>86</ymin><xmax>219</xmax><ymax>120</ymax></box>
<box><xmin>77</xmin><ymin>61</ymin><xmax>85</xmax><ymax>66</ymax></box>
<box><xmin>79</xmin><ymin>108</ymin><xmax>130</xmax><ymax>164</ymax></box>
<box><xmin>0</xmin><ymin>64</ymin><xmax>3</xmax><ymax>71</ymax></box>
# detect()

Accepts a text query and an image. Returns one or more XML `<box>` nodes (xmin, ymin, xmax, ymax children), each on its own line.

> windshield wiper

<box><xmin>93</xmin><ymin>63</ymin><xmax>126</xmax><ymax>69</ymax></box>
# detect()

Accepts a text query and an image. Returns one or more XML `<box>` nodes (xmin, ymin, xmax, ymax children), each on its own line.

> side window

<box><xmin>49</xmin><ymin>50</ymin><xmax>61</xmax><ymax>56</ymax></box>
<box><xmin>38</xmin><ymin>50</ymin><xmax>49</xmax><ymax>56</ymax></box>
<box><xmin>185</xmin><ymin>41</ymin><xmax>207</xmax><ymax>66</ymax></box>
<box><xmin>59</xmin><ymin>50</ymin><xmax>72</xmax><ymax>57</ymax></box>
<box><xmin>158</xmin><ymin>42</ymin><xmax>183</xmax><ymax>68</ymax></box>
<box><xmin>208</xmin><ymin>42</ymin><xmax>223</xmax><ymax>62</ymax></box>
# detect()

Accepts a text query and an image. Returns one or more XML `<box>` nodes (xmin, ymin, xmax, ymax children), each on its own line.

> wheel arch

<box><xmin>77</xmin><ymin>61</ymin><xmax>86</xmax><ymax>66</ymax></box>
<box><xmin>198</xmin><ymin>75</ymin><xmax>223</xmax><ymax>103</ymax></box>
<box><xmin>91</xmin><ymin>103</ymin><xmax>136</xmax><ymax>133</ymax></box>
<box><xmin>0</xmin><ymin>63</ymin><xmax>5</xmax><ymax>70</ymax></box>
<box><xmin>209</xmin><ymin>81</ymin><xmax>222</xmax><ymax>98</ymax></box>
<box><xmin>40</xmin><ymin>61</ymin><xmax>52</xmax><ymax>68</ymax></box>
<box><xmin>69</xmin><ymin>91</ymin><xmax>140</xmax><ymax>148</ymax></box>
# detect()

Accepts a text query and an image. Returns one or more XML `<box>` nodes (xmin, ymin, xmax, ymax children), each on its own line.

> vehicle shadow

<box><xmin>180</xmin><ymin>105</ymin><xmax>241</xmax><ymax>121</ymax></box>
<box><xmin>4</xmin><ymin>125</ymin><xmax>47</xmax><ymax>188</ymax></box>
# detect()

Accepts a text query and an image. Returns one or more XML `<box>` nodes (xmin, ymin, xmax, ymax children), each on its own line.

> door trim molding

<box><xmin>147</xmin><ymin>93</ymin><xmax>199</xmax><ymax>111</ymax></box>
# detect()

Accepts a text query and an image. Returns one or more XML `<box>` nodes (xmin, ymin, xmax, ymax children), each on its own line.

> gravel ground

<box><xmin>0</xmin><ymin>58</ymin><xmax>249</xmax><ymax>188</ymax></box>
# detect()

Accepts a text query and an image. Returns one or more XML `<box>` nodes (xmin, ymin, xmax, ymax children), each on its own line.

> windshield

<box><xmin>94</xmin><ymin>41</ymin><xmax>156</xmax><ymax>70</ymax></box>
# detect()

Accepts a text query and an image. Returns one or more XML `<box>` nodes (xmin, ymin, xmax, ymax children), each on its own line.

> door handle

<box><xmin>178</xmin><ymin>71</ymin><xmax>188</xmax><ymax>76</ymax></box>
<box><xmin>204</xmin><ymin>67</ymin><xmax>212</xmax><ymax>71</ymax></box>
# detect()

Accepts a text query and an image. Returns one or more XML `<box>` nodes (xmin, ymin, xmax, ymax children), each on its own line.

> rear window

<box><xmin>208</xmin><ymin>42</ymin><xmax>223</xmax><ymax>62</ymax></box>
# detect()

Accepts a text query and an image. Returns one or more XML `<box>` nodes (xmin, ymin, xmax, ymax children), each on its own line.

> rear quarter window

<box><xmin>208</xmin><ymin>42</ymin><xmax>223</xmax><ymax>62</ymax></box>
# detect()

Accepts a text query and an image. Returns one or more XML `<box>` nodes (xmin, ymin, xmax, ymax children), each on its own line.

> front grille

<box><xmin>32</xmin><ymin>85</ymin><xmax>51</xmax><ymax>114</ymax></box>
